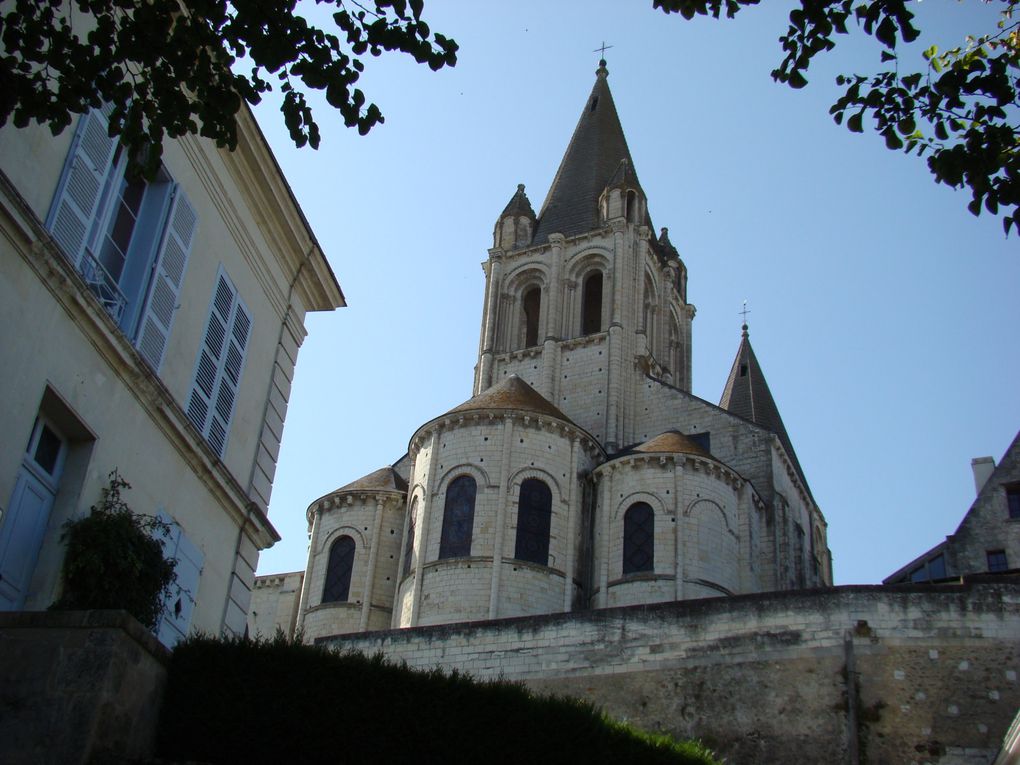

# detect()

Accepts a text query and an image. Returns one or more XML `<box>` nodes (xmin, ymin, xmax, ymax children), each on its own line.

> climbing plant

<box><xmin>55</xmin><ymin>470</ymin><xmax>177</xmax><ymax>629</ymax></box>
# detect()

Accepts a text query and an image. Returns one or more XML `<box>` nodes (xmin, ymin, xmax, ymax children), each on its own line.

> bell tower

<box><xmin>474</xmin><ymin>60</ymin><xmax>693</xmax><ymax>452</ymax></box>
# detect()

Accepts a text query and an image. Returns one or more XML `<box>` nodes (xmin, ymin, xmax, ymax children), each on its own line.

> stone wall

<box><xmin>319</xmin><ymin>581</ymin><xmax>1020</xmax><ymax>764</ymax></box>
<box><xmin>0</xmin><ymin>610</ymin><xmax>169</xmax><ymax>765</ymax></box>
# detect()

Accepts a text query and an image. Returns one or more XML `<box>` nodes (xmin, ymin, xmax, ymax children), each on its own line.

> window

<box><xmin>514</xmin><ymin>478</ymin><xmax>552</xmax><ymax>566</ymax></box>
<box><xmin>402</xmin><ymin>501</ymin><xmax>417</xmax><ymax>578</ymax></box>
<box><xmin>153</xmin><ymin>512</ymin><xmax>204</xmax><ymax>648</ymax></box>
<box><xmin>928</xmin><ymin>554</ymin><xmax>946</xmax><ymax>579</ymax></box>
<box><xmin>987</xmin><ymin>549</ymin><xmax>1008</xmax><ymax>573</ymax></box>
<box><xmin>623</xmin><ymin>502</ymin><xmax>654</xmax><ymax>574</ymax></box>
<box><xmin>186</xmin><ymin>269</ymin><xmax>251</xmax><ymax>458</ymax></box>
<box><xmin>46</xmin><ymin>108</ymin><xmax>196</xmax><ymax>371</ymax></box>
<box><xmin>581</xmin><ymin>272</ymin><xmax>603</xmax><ymax>335</ymax></box>
<box><xmin>439</xmin><ymin>475</ymin><xmax>476</xmax><ymax>559</ymax></box>
<box><xmin>322</xmin><ymin>535</ymin><xmax>356</xmax><ymax>603</ymax></box>
<box><xmin>1007</xmin><ymin>486</ymin><xmax>1020</xmax><ymax>520</ymax></box>
<box><xmin>522</xmin><ymin>286</ymin><xmax>541</xmax><ymax>347</ymax></box>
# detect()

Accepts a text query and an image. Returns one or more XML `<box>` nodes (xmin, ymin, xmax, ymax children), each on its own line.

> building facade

<box><xmin>253</xmin><ymin>61</ymin><xmax>832</xmax><ymax>642</ymax></box>
<box><xmin>0</xmin><ymin>100</ymin><xmax>344</xmax><ymax>644</ymax></box>
<box><xmin>885</xmin><ymin>431</ymin><xmax>1020</xmax><ymax>585</ymax></box>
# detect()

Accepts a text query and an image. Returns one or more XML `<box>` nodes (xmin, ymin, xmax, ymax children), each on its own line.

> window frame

<box><xmin>514</xmin><ymin>478</ymin><xmax>552</xmax><ymax>566</ymax></box>
<box><xmin>622</xmin><ymin>502</ymin><xmax>655</xmax><ymax>575</ymax></box>
<box><xmin>438</xmin><ymin>475</ymin><xmax>476</xmax><ymax>560</ymax></box>
<box><xmin>322</xmin><ymin>535</ymin><xmax>356</xmax><ymax>603</ymax></box>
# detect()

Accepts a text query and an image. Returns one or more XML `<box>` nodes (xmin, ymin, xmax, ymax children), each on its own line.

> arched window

<box><xmin>402</xmin><ymin>500</ymin><xmax>417</xmax><ymax>578</ymax></box>
<box><xmin>439</xmin><ymin>475</ymin><xmax>476</xmax><ymax>559</ymax></box>
<box><xmin>514</xmin><ymin>478</ymin><xmax>552</xmax><ymax>565</ymax></box>
<box><xmin>625</xmin><ymin>190</ymin><xmax>637</xmax><ymax>222</ymax></box>
<box><xmin>581</xmin><ymin>271</ymin><xmax>603</xmax><ymax>335</ymax></box>
<box><xmin>623</xmin><ymin>503</ymin><xmax>654</xmax><ymax>574</ymax></box>
<box><xmin>522</xmin><ymin>286</ymin><xmax>541</xmax><ymax>347</ymax></box>
<box><xmin>322</xmin><ymin>535</ymin><xmax>355</xmax><ymax>603</ymax></box>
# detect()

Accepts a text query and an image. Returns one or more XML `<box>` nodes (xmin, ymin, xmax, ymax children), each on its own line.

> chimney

<box><xmin>971</xmin><ymin>456</ymin><xmax>996</xmax><ymax>496</ymax></box>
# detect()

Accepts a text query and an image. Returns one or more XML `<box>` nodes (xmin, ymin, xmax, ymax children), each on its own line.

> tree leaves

<box><xmin>653</xmin><ymin>0</ymin><xmax>1020</xmax><ymax>237</ymax></box>
<box><xmin>0</xmin><ymin>1</ymin><xmax>458</xmax><ymax>178</ymax></box>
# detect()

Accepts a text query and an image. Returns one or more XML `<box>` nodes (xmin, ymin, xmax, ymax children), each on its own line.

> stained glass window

<box><xmin>322</xmin><ymin>535</ymin><xmax>355</xmax><ymax>603</ymax></box>
<box><xmin>623</xmin><ymin>502</ymin><xmax>654</xmax><ymax>574</ymax></box>
<box><xmin>439</xmin><ymin>476</ymin><xmax>476</xmax><ymax>559</ymax></box>
<box><xmin>515</xmin><ymin>478</ymin><xmax>552</xmax><ymax>566</ymax></box>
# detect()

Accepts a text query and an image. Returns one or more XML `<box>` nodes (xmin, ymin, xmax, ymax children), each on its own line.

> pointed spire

<box><xmin>533</xmin><ymin>65</ymin><xmax>646</xmax><ymax>243</ymax></box>
<box><xmin>657</xmin><ymin>227</ymin><xmax>679</xmax><ymax>259</ymax></box>
<box><xmin>719</xmin><ymin>324</ymin><xmax>811</xmax><ymax>495</ymax></box>
<box><xmin>499</xmin><ymin>183</ymin><xmax>536</xmax><ymax>220</ymax></box>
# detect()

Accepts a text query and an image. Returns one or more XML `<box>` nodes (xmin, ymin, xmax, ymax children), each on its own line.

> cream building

<box><xmin>253</xmin><ymin>60</ymin><xmax>832</xmax><ymax>642</ymax></box>
<box><xmin>0</xmin><ymin>100</ymin><xmax>344</xmax><ymax>644</ymax></box>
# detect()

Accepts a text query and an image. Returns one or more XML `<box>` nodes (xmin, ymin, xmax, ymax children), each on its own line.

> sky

<box><xmin>252</xmin><ymin>1</ymin><xmax>1020</xmax><ymax>586</ymax></box>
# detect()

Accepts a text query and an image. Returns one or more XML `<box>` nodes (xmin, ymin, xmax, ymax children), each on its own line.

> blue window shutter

<box><xmin>136</xmin><ymin>187</ymin><xmax>196</xmax><ymax>371</ymax></box>
<box><xmin>45</xmin><ymin>107</ymin><xmax>117</xmax><ymax>265</ymax></box>
<box><xmin>154</xmin><ymin>511</ymin><xmax>204</xmax><ymax>648</ymax></box>
<box><xmin>186</xmin><ymin>270</ymin><xmax>251</xmax><ymax>458</ymax></box>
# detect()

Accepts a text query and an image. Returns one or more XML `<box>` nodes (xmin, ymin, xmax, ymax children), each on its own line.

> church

<box><xmin>255</xmin><ymin>59</ymin><xmax>831</xmax><ymax>641</ymax></box>
<box><xmin>249</xmin><ymin>62</ymin><xmax>1020</xmax><ymax>764</ymax></box>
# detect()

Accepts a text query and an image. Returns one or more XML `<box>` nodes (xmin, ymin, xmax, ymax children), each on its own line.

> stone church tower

<box><xmin>287</xmin><ymin>62</ymin><xmax>832</xmax><ymax>643</ymax></box>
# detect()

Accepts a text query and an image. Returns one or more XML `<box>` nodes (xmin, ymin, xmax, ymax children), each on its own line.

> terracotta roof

<box><xmin>533</xmin><ymin>62</ymin><xmax>652</xmax><ymax>243</ymax></box>
<box><xmin>499</xmin><ymin>183</ymin><xmax>536</xmax><ymax>221</ymax></box>
<box><xmin>719</xmin><ymin>326</ymin><xmax>811</xmax><ymax>495</ymax></box>
<box><xmin>632</xmin><ymin>431</ymin><xmax>710</xmax><ymax>457</ymax></box>
<box><xmin>446</xmin><ymin>375</ymin><xmax>573</xmax><ymax>423</ymax></box>
<box><xmin>333</xmin><ymin>466</ymin><xmax>408</xmax><ymax>495</ymax></box>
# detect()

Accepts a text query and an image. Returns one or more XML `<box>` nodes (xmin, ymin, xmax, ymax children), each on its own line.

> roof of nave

<box><xmin>719</xmin><ymin>324</ymin><xmax>811</xmax><ymax>497</ymax></box>
<box><xmin>332</xmin><ymin>466</ymin><xmax>408</xmax><ymax>495</ymax></box>
<box><xmin>632</xmin><ymin>430</ymin><xmax>711</xmax><ymax>458</ymax></box>
<box><xmin>532</xmin><ymin>60</ymin><xmax>652</xmax><ymax>243</ymax></box>
<box><xmin>445</xmin><ymin>374</ymin><xmax>573</xmax><ymax>423</ymax></box>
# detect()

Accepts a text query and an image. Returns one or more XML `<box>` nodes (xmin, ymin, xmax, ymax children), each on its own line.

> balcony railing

<box><xmin>78</xmin><ymin>248</ymin><xmax>127</xmax><ymax>324</ymax></box>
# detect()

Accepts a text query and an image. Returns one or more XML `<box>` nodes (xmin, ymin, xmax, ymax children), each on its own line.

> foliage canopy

<box><xmin>54</xmin><ymin>470</ymin><xmax>177</xmax><ymax>629</ymax></box>
<box><xmin>0</xmin><ymin>0</ymin><xmax>457</xmax><ymax>176</ymax></box>
<box><xmin>652</xmin><ymin>0</ymin><xmax>1020</xmax><ymax>236</ymax></box>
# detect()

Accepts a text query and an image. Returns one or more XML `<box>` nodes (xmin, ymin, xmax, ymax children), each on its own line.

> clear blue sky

<box><xmin>253</xmin><ymin>1</ymin><xmax>1019</xmax><ymax>586</ymax></box>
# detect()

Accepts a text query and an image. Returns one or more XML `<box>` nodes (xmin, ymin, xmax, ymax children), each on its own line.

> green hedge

<box><xmin>157</xmin><ymin>635</ymin><xmax>719</xmax><ymax>765</ymax></box>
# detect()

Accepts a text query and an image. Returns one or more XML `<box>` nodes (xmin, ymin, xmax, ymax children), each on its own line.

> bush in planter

<box><xmin>54</xmin><ymin>469</ymin><xmax>177</xmax><ymax>628</ymax></box>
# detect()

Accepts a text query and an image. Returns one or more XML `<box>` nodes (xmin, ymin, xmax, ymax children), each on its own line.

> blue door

<box><xmin>0</xmin><ymin>419</ymin><xmax>66</xmax><ymax>610</ymax></box>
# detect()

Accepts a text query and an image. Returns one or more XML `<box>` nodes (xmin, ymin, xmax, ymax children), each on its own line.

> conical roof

<box><xmin>633</xmin><ymin>431</ymin><xmax>710</xmax><ymax>457</ymax></box>
<box><xmin>719</xmin><ymin>325</ymin><xmax>811</xmax><ymax>495</ymax></box>
<box><xmin>446</xmin><ymin>375</ymin><xmax>572</xmax><ymax>423</ymax></box>
<box><xmin>334</xmin><ymin>466</ymin><xmax>408</xmax><ymax>494</ymax></box>
<box><xmin>533</xmin><ymin>61</ymin><xmax>649</xmax><ymax>243</ymax></box>
<box><xmin>499</xmin><ymin>183</ymin><xmax>536</xmax><ymax>221</ymax></box>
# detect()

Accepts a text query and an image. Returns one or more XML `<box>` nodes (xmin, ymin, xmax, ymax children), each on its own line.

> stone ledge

<box><xmin>0</xmin><ymin>609</ymin><xmax>170</xmax><ymax>663</ymax></box>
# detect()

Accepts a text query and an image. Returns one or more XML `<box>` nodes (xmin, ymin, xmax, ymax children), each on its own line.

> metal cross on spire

<box><xmin>594</xmin><ymin>41</ymin><xmax>614</xmax><ymax>61</ymax></box>
<box><xmin>740</xmin><ymin>300</ymin><xmax>751</xmax><ymax>332</ymax></box>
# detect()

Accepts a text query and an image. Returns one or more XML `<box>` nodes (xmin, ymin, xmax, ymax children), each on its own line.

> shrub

<box><xmin>158</xmin><ymin>634</ymin><xmax>720</xmax><ymax>765</ymax></box>
<box><xmin>53</xmin><ymin>470</ymin><xmax>176</xmax><ymax>628</ymax></box>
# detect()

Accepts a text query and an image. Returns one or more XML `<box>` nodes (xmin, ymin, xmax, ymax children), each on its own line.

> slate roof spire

<box><xmin>719</xmin><ymin>323</ymin><xmax>812</xmax><ymax>497</ymax></box>
<box><xmin>533</xmin><ymin>59</ymin><xmax>646</xmax><ymax>243</ymax></box>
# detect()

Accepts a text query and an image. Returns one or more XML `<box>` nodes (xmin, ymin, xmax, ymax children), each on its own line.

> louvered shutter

<box><xmin>186</xmin><ymin>271</ymin><xmax>251</xmax><ymax>458</ymax></box>
<box><xmin>136</xmin><ymin>188</ymin><xmax>196</xmax><ymax>371</ymax></box>
<box><xmin>154</xmin><ymin>512</ymin><xmax>203</xmax><ymax>648</ymax></box>
<box><xmin>45</xmin><ymin>107</ymin><xmax>117</xmax><ymax>264</ymax></box>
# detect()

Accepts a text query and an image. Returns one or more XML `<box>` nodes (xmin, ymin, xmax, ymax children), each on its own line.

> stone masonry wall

<box><xmin>0</xmin><ymin>611</ymin><xmax>169</xmax><ymax>765</ymax></box>
<box><xmin>320</xmin><ymin>582</ymin><xmax>1020</xmax><ymax>765</ymax></box>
